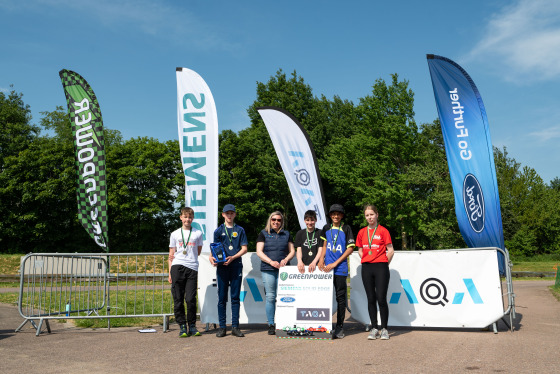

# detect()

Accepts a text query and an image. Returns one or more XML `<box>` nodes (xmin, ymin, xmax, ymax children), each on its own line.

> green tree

<box><xmin>0</xmin><ymin>90</ymin><xmax>38</xmax><ymax>170</ymax></box>
<box><xmin>0</xmin><ymin>104</ymin><xmax>96</xmax><ymax>252</ymax></box>
<box><xmin>405</xmin><ymin>120</ymin><xmax>463</xmax><ymax>250</ymax></box>
<box><xmin>320</xmin><ymin>74</ymin><xmax>418</xmax><ymax>250</ymax></box>
<box><xmin>549</xmin><ymin>176</ymin><xmax>560</xmax><ymax>191</ymax></box>
<box><xmin>494</xmin><ymin>146</ymin><xmax>560</xmax><ymax>257</ymax></box>
<box><xmin>107</xmin><ymin>137</ymin><xmax>183</xmax><ymax>252</ymax></box>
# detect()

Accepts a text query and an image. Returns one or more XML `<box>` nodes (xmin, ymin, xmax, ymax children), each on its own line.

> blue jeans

<box><xmin>261</xmin><ymin>269</ymin><xmax>279</xmax><ymax>325</ymax></box>
<box><xmin>216</xmin><ymin>264</ymin><xmax>243</xmax><ymax>328</ymax></box>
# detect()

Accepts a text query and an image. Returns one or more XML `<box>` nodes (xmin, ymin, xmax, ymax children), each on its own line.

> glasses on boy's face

<box><xmin>271</xmin><ymin>218</ymin><xmax>282</xmax><ymax>222</ymax></box>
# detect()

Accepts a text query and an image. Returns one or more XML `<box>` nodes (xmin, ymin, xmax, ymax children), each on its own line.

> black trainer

<box><xmin>333</xmin><ymin>325</ymin><xmax>345</xmax><ymax>339</ymax></box>
<box><xmin>216</xmin><ymin>327</ymin><xmax>227</xmax><ymax>337</ymax></box>
<box><xmin>179</xmin><ymin>324</ymin><xmax>188</xmax><ymax>338</ymax></box>
<box><xmin>188</xmin><ymin>324</ymin><xmax>201</xmax><ymax>337</ymax></box>
<box><xmin>268</xmin><ymin>324</ymin><xmax>276</xmax><ymax>335</ymax></box>
<box><xmin>232</xmin><ymin>327</ymin><xmax>245</xmax><ymax>337</ymax></box>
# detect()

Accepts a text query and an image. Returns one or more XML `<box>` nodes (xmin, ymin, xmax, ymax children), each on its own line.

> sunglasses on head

<box><xmin>271</xmin><ymin>218</ymin><xmax>282</xmax><ymax>222</ymax></box>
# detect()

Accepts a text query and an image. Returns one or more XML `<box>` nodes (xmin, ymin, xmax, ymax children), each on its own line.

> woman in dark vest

<box><xmin>256</xmin><ymin>211</ymin><xmax>295</xmax><ymax>335</ymax></box>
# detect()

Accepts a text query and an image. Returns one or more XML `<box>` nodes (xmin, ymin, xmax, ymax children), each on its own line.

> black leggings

<box><xmin>361</xmin><ymin>262</ymin><xmax>390</xmax><ymax>329</ymax></box>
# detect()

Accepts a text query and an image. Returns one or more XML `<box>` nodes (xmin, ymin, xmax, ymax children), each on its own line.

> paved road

<box><xmin>1</xmin><ymin>280</ymin><xmax>558</xmax><ymax>373</ymax></box>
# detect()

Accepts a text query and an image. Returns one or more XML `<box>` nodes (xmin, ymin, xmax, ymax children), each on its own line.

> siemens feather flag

<box><xmin>427</xmin><ymin>55</ymin><xmax>505</xmax><ymax>274</ymax></box>
<box><xmin>257</xmin><ymin>107</ymin><xmax>327</xmax><ymax>229</ymax></box>
<box><xmin>176</xmin><ymin>68</ymin><xmax>218</xmax><ymax>252</ymax></box>
<box><xmin>59</xmin><ymin>70</ymin><xmax>109</xmax><ymax>252</ymax></box>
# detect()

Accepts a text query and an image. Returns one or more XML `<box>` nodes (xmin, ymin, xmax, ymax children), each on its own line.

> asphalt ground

<box><xmin>1</xmin><ymin>280</ymin><xmax>559</xmax><ymax>374</ymax></box>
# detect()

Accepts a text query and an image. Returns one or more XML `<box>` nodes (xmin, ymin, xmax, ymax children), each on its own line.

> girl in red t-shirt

<box><xmin>355</xmin><ymin>205</ymin><xmax>394</xmax><ymax>340</ymax></box>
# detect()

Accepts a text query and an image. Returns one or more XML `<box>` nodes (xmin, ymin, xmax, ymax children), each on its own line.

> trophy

<box><xmin>210</xmin><ymin>242</ymin><xmax>227</xmax><ymax>263</ymax></box>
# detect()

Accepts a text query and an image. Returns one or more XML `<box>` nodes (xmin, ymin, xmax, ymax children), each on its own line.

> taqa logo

<box><xmin>280</xmin><ymin>272</ymin><xmax>288</xmax><ymax>281</ymax></box>
<box><xmin>463</xmin><ymin>174</ymin><xmax>485</xmax><ymax>233</ymax></box>
<box><xmin>297</xmin><ymin>308</ymin><xmax>329</xmax><ymax>321</ymax></box>
<box><xmin>280</xmin><ymin>297</ymin><xmax>295</xmax><ymax>303</ymax></box>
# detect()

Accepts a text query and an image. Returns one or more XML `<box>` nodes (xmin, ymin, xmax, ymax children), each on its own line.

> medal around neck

<box><xmin>210</xmin><ymin>242</ymin><xmax>227</xmax><ymax>263</ymax></box>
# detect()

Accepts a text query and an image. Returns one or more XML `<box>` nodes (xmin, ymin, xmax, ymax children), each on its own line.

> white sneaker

<box><xmin>380</xmin><ymin>328</ymin><xmax>390</xmax><ymax>340</ymax></box>
<box><xmin>368</xmin><ymin>328</ymin><xmax>379</xmax><ymax>340</ymax></box>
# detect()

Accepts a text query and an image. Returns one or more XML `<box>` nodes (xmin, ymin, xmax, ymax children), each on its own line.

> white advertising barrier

<box><xmin>349</xmin><ymin>249</ymin><xmax>503</xmax><ymax>328</ymax></box>
<box><xmin>199</xmin><ymin>253</ymin><xmax>269</xmax><ymax>324</ymax></box>
<box><xmin>275</xmin><ymin>266</ymin><xmax>333</xmax><ymax>330</ymax></box>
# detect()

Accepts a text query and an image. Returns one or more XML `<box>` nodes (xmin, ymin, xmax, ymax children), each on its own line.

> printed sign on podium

<box><xmin>275</xmin><ymin>266</ymin><xmax>333</xmax><ymax>339</ymax></box>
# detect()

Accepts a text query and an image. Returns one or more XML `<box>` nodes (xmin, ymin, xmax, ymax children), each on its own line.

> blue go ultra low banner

<box><xmin>427</xmin><ymin>55</ymin><xmax>505</xmax><ymax>274</ymax></box>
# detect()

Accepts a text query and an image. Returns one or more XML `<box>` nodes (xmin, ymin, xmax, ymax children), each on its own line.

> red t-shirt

<box><xmin>355</xmin><ymin>225</ymin><xmax>392</xmax><ymax>263</ymax></box>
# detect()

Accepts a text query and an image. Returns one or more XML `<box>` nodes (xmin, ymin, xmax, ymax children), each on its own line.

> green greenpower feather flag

<box><xmin>59</xmin><ymin>69</ymin><xmax>109</xmax><ymax>251</ymax></box>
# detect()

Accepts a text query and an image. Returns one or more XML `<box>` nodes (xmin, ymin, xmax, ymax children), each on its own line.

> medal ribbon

<box><xmin>225</xmin><ymin>225</ymin><xmax>235</xmax><ymax>249</ymax></box>
<box><xmin>330</xmin><ymin>224</ymin><xmax>342</xmax><ymax>252</ymax></box>
<box><xmin>367</xmin><ymin>225</ymin><xmax>378</xmax><ymax>254</ymax></box>
<box><xmin>180</xmin><ymin>228</ymin><xmax>193</xmax><ymax>252</ymax></box>
<box><xmin>306</xmin><ymin>229</ymin><xmax>316</xmax><ymax>250</ymax></box>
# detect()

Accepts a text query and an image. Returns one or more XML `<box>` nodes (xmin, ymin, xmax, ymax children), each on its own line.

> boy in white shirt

<box><xmin>168</xmin><ymin>207</ymin><xmax>203</xmax><ymax>337</ymax></box>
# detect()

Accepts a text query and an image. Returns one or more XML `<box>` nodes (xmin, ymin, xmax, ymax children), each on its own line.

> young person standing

<box><xmin>355</xmin><ymin>204</ymin><xmax>394</xmax><ymax>340</ymax></box>
<box><xmin>294</xmin><ymin>210</ymin><xmax>323</xmax><ymax>274</ymax></box>
<box><xmin>168</xmin><ymin>207</ymin><xmax>204</xmax><ymax>338</ymax></box>
<box><xmin>211</xmin><ymin>204</ymin><xmax>248</xmax><ymax>338</ymax></box>
<box><xmin>318</xmin><ymin>204</ymin><xmax>355</xmax><ymax>339</ymax></box>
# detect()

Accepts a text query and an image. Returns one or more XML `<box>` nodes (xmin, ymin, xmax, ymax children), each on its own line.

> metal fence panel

<box><xmin>17</xmin><ymin>253</ymin><xmax>175</xmax><ymax>336</ymax></box>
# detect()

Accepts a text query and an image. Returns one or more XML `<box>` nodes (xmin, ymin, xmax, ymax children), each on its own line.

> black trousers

<box><xmin>333</xmin><ymin>275</ymin><xmax>348</xmax><ymax>327</ymax></box>
<box><xmin>361</xmin><ymin>262</ymin><xmax>390</xmax><ymax>329</ymax></box>
<box><xmin>171</xmin><ymin>265</ymin><xmax>198</xmax><ymax>326</ymax></box>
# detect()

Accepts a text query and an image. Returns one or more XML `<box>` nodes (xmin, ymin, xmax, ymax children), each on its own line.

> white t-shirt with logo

<box><xmin>169</xmin><ymin>227</ymin><xmax>203</xmax><ymax>271</ymax></box>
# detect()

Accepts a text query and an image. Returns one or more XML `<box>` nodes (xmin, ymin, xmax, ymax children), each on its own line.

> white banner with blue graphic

<box><xmin>257</xmin><ymin>107</ymin><xmax>327</xmax><ymax>229</ymax></box>
<box><xmin>350</xmin><ymin>249</ymin><xmax>504</xmax><ymax>328</ymax></box>
<box><xmin>427</xmin><ymin>55</ymin><xmax>505</xmax><ymax>274</ymax></box>
<box><xmin>176</xmin><ymin>68</ymin><xmax>218</xmax><ymax>253</ymax></box>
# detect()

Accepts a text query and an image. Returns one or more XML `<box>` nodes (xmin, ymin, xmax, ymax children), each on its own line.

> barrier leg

<box><xmin>15</xmin><ymin>319</ymin><xmax>29</xmax><ymax>333</ymax></box>
<box><xmin>492</xmin><ymin>322</ymin><xmax>497</xmax><ymax>334</ymax></box>
<box><xmin>36</xmin><ymin>318</ymin><xmax>44</xmax><ymax>336</ymax></box>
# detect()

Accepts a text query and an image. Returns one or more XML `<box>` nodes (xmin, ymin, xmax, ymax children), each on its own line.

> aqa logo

<box><xmin>280</xmin><ymin>272</ymin><xmax>288</xmax><ymax>281</ymax></box>
<box><xmin>463</xmin><ymin>173</ymin><xmax>485</xmax><ymax>233</ymax></box>
<box><xmin>280</xmin><ymin>297</ymin><xmax>295</xmax><ymax>303</ymax></box>
<box><xmin>297</xmin><ymin>308</ymin><xmax>329</xmax><ymax>321</ymax></box>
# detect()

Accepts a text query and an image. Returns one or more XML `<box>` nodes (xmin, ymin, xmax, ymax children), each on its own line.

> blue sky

<box><xmin>1</xmin><ymin>0</ymin><xmax>559</xmax><ymax>183</ymax></box>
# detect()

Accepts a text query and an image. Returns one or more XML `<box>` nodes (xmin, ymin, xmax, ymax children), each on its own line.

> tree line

<box><xmin>1</xmin><ymin>70</ymin><xmax>559</xmax><ymax>259</ymax></box>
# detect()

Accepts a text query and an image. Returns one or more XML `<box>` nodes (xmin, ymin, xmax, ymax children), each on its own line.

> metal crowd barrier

<box><xmin>16</xmin><ymin>253</ymin><xmax>174</xmax><ymax>336</ymax></box>
<box><xmin>498</xmin><ymin>247</ymin><xmax>516</xmax><ymax>333</ymax></box>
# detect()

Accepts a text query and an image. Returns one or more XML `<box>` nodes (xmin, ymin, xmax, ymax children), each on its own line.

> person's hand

<box><xmin>279</xmin><ymin>258</ymin><xmax>288</xmax><ymax>267</ymax></box>
<box><xmin>270</xmin><ymin>260</ymin><xmax>281</xmax><ymax>269</ymax></box>
<box><xmin>297</xmin><ymin>261</ymin><xmax>305</xmax><ymax>274</ymax></box>
<box><xmin>168</xmin><ymin>274</ymin><xmax>172</xmax><ymax>284</ymax></box>
<box><xmin>323</xmin><ymin>263</ymin><xmax>335</xmax><ymax>273</ymax></box>
<box><xmin>308</xmin><ymin>262</ymin><xmax>316</xmax><ymax>273</ymax></box>
<box><xmin>209</xmin><ymin>254</ymin><xmax>217</xmax><ymax>267</ymax></box>
<box><xmin>224</xmin><ymin>256</ymin><xmax>233</xmax><ymax>266</ymax></box>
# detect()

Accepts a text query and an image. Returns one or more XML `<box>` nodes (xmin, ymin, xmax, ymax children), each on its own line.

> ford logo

<box><xmin>280</xmin><ymin>297</ymin><xmax>295</xmax><ymax>303</ymax></box>
<box><xmin>462</xmin><ymin>174</ymin><xmax>485</xmax><ymax>233</ymax></box>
